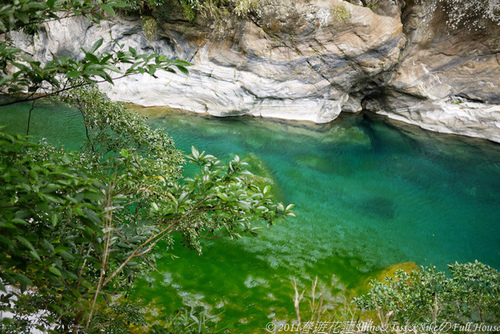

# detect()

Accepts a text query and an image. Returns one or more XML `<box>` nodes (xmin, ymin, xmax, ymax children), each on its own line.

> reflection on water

<box><xmin>1</xmin><ymin>103</ymin><xmax>500</xmax><ymax>331</ymax></box>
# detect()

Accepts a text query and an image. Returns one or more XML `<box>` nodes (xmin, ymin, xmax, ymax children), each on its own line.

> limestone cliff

<box><xmin>11</xmin><ymin>0</ymin><xmax>500</xmax><ymax>142</ymax></box>
<box><xmin>363</xmin><ymin>0</ymin><xmax>500</xmax><ymax>142</ymax></box>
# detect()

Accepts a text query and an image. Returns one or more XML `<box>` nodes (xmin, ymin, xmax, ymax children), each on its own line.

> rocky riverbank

<box><xmin>10</xmin><ymin>0</ymin><xmax>500</xmax><ymax>142</ymax></box>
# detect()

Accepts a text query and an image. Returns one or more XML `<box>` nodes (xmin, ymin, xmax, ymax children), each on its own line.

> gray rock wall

<box><xmin>10</xmin><ymin>0</ymin><xmax>500</xmax><ymax>142</ymax></box>
<box><xmin>98</xmin><ymin>0</ymin><xmax>406</xmax><ymax>124</ymax></box>
<box><xmin>363</xmin><ymin>0</ymin><xmax>500</xmax><ymax>142</ymax></box>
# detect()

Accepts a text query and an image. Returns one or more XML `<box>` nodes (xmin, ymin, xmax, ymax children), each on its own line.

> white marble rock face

<box><xmin>10</xmin><ymin>0</ymin><xmax>500</xmax><ymax>142</ymax></box>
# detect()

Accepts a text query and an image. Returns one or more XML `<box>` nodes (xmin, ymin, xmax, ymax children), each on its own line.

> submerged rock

<box><xmin>374</xmin><ymin>261</ymin><xmax>419</xmax><ymax>281</ymax></box>
<box><xmin>243</xmin><ymin>153</ymin><xmax>284</xmax><ymax>201</ymax></box>
<box><xmin>358</xmin><ymin>261</ymin><xmax>420</xmax><ymax>293</ymax></box>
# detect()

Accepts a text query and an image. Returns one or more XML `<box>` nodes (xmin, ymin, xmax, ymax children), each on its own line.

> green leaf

<box><xmin>191</xmin><ymin>146</ymin><xmax>199</xmax><ymax>159</ymax></box>
<box><xmin>11</xmin><ymin>218</ymin><xmax>28</xmax><ymax>225</ymax></box>
<box><xmin>107</xmin><ymin>1</ymin><xmax>130</xmax><ymax>8</ymax></box>
<box><xmin>0</xmin><ymin>235</ymin><xmax>15</xmax><ymax>247</ymax></box>
<box><xmin>2</xmin><ymin>273</ymin><xmax>15</xmax><ymax>286</ymax></box>
<box><xmin>59</xmin><ymin>251</ymin><xmax>75</xmax><ymax>261</ymax></box>
<box><xmin>49</xmin><ymin>304</ymin><xmax>63</xmax><ymax>315</ymax></box>
<box><xmin>40</xmin><ymin>193</ymin><xmax>64</xmax><ymax>204</ymax></box>
<box><xmin>73</xmin><ymin>205</ymin><xmax>84</xmax><ymax>216</ymax></box>
<box><xmin>66</xmin><ymin>71</ymin><xmax>82</xmax><ymax>79</ymax></box>
<box><xmin>14</xmin><ymin>273</ymin><xmax>33</xmax><ymax>286</ymax></box>
<box><xmin>83</xmin><ymin>52</ymin><xmax>100</xmax><ymax>64</ymax></box>
<box><xmin>100</xmin><ymin>3</ymin><xmax>115</xmax><ymax>16</ymax></box>
<box><xmin>16</xmin><ymin>236</ymin><xmax>35</xmax><ymax>252</ymax></box>
<box><xmin>0</xmin><ymin>74</ymin><xmax>12</xmax><ymax>86</ymax></box>
<box><xmin>29</xmin><ymin>250</ymin><xmax>41</xmax><ymax>261</ymax></box>
<box><xmin>0</xmin><ymin>222</ymin><xmax>16</xmax><ymax>229</ymax></box>
<box><xmin>176</xmin><ymin>65</ymin><xmax>189</xmax><ymax>76</ymax></box>
<box><xmin>83</xmin><ymin>208</ymin><xmax>101</xmax><ymax>225</ymax></box>
<box><xmin>43</xmin><ymin>239</ymin><xmax>54</xmax><ymax>252</ymax></box>
<box><xmin>90</xmin><ymin>38</ymin><xmax>104</xmax><ymax>53</ymax></box>
<box><xmin>83</xmin><ymin>191</ymin><xmax>101</xmax><ymax>201</ymax></box>
<box><xmin>102</xmin><ymin>64</ymin><xmax>121</xmax><ymax>73</ymax></box>
<box><xmin>29</xmin><ymin>168</ymin><xmax>39</xmax><ymax>181</ymax></box>
<box><xmin>263</xmin><ymin>185</ymin><xmax>270</xmax><ymax>195</ymax></box>
<box><xmin>49</xmin><ymin>266</ymin><xmax>62</xmax><ymax>277</ymax></box>
<box><xmin>237</xmin><ymin>201</ymin><xmax>251</xmax><ymax>210</ymax></box>
<box><xmin>50</xmin><ymin>213</ymin><xmax>58</xmax><ymax>227</ymax></box>
<box><xmin>148</xmin><ymin>66</ymin><xmax>156</xmax><ymax>76</ymax></box>
<box><xmin>174</xmin><ymin>60</ymin><xmax>192</xmax><ymax>66</ymax></box>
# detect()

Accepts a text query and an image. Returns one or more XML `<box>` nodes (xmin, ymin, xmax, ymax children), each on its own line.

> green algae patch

<box><xmin>358</xmin><ymin>261</ymin><xmax>420</xmax><ymax>294</ymax></box>
<box><xmin>374</xmin><ymin>261</ymin><xmax>420</xmax><ymax>281</ymax></box>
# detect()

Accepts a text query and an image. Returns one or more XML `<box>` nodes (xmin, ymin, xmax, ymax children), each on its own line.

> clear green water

<box><xmin>1</xmin><ymin>103</ymin><xmax>500</xmax><ymax>331</ymax></box>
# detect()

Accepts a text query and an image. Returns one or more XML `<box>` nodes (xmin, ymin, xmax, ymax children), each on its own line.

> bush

<box><xmin>354</xmin><ymin>261</ymin><xmax>500</xmax><ymax>327</ymax></box>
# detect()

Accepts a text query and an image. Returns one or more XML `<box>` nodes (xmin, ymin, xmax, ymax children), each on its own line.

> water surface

<box><xmin>1</xmin><ymin>103</ymin><xmax>499</xmax><ymax>331</ymax></box>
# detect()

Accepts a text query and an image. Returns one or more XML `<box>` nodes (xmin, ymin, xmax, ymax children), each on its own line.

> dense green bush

<box><xmin>354</xmin><ymin>261</ymin><xmax>500</xmax><ymax>327</ymax></box>
<box><xmin>289</xmin><ymin>261</ymin><xmax>500</xmax><ymax>334</ymax></box>
<box><xmin>0</xmin><ymin>88</ymin><xmax>294</xmax><ymax>331</ymax></box>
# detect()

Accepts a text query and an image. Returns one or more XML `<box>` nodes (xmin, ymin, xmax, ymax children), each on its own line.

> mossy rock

<box><xmin>358</xmin><ymin>261</ymin><xmax>419</xmax><ymax>294</ymax></box>
<box><xmin>375</xmin><ymin>261</ymin><xmax>419</xmax><ymax>281</ymax></box>
<box><xmin>243</xmin><ymin>153</ymin><xmax>284</xmax><ymax>201</ymax></box>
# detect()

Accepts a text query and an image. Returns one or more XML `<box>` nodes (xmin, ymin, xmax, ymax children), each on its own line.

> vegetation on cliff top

<box><xmin>124</xmin><ymin>0</ymin><xmax>499</xmax><ymax>34</ymax></box>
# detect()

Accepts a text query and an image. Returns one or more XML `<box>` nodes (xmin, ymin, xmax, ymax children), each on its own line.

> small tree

<box><xmin>0</xmin><ymin>1</ymin><xmax>295</xmax><ymax>332</ymax></box>
<box><xmin>0</xmin><ymin>0</ymin><xmax>190</xmax><ymax>106</ymax></box>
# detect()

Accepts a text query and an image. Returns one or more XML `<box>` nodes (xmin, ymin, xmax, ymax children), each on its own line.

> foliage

<box><xmin>0</xmin><ymin>131</ymin><xmax>108</xmax><ymax>332</ymax></box>
<box><xmin>88</xmin><ymin>301</ymin><xmax>147</xmax><ymax>333</ymax></box>
<box><xmin>354</xmin><ymin>261</ymin><xmax>500</xmax><ymax>327</ymax></box>
<box><xmin>132</xmin><ymin>0</ymin><xmax>499</xmax><ymax>34</ymax></box>
<box><xmin>365</xmin><ymin>0</ymin><xmax>499</xmax><ymax>30</ymax></box>
<box><xmin>0</xmin><ymin>91</ymin><xmax>293</xmax><ymax>331</ymax></box>
<box><xmin>61</xmin><ymin>85</ymin><xmax>184</xmax><ymax>180</ymax></box>
<box><xmin>184</xmin><ymin>0</ymin><xmax>349</xmax><ymax>35</ymax></box>
<box><xmin>142</xmin><ymin>15</ymin><xmax>159</xmax><ymax>41</ymax></box>
<box><xmin>124</xmin><ymin>0</ymin><xmax>349</xmax><ymax>37</ymax></box>
<box><xmin>148</xmin><ymin>305</ymin><xmax>224</xmax><ymax>333</ymax></box>
<box><xmin>0</xmin><ymin>0</ymin><xmax>191</xmax><ymax>105</ymax></box>
<box><xmin>283</xmin><ymin>262</ymin><xmax>500</xmax><ymax>334</ymax></box>
<box><xmin>0</xmin><ymin>0</ymin><xmax>294</xmax><ymax>332</ymax></box>
<box><xmin>435</xmin><ymin>0</ymin><xmax>499</xmax><ymax>29</ymax></box>
<box><xmin>165</xmin><ymin>0</ymin><xmax>258</xmax><ymax>21</ymax></box>
<box><xmin>0</xmin><ymin>0</ymin><xmax>114</xmax><ymax>33</ymax></box>
<box><xmin>167</xmin><ymin>0</ymin><xmax>260</xmax><ymax>34</ymax></box>
<box><xmin>121</xmin><ymin>0</ymin><xmax>168</xmax><ymax>13</ymax></box>
<box><xmin>284</xmin><ymin>276</ymin><xmax>360</xmax><ymax>334</ymax></box>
